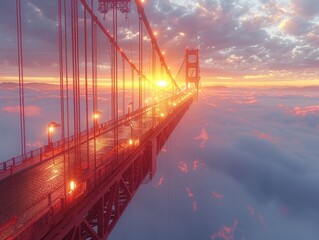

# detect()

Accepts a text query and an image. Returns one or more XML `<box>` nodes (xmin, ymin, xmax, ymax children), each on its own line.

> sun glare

<box><xmin>157</xmin><ymin>80</ymin><xmax>168</xmax><ymax>88</ymax></box>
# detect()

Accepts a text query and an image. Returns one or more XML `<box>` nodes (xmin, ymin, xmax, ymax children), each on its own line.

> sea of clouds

<box><xmin>109</xmin><ymin>86</ymin><xmax>319</xmax><ymax>240</ymax></box>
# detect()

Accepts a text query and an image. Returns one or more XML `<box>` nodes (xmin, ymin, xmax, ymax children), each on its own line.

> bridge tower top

<box><xmin>186</xmin><ymin>48</ymin><xmax>200</xmax><ymax>90</ymax></box>
<box><xmin>98</xmin><ymin>0</ymin><xmax>131</xmax><ymax>14</ymax></box>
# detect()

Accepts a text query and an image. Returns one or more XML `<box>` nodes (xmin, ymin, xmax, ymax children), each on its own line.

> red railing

<box><xmin>0</xmin><ymin>92</ymin><xmax>193</xmax><ymax>177</ymax></box>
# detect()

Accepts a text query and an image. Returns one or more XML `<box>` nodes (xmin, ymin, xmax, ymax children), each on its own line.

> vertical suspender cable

<box><xmin>116</xmin><ymin>5</ymin><xmax>119</xmax><ymax>156</ymax></box>
<box><xmin>71</xmin><ymin>0</ymin><xmax>80</xmax><ymax>177</ymax></box>
<box><xmin>132</xmin><ymin>68</ymin><xmax>134</xmax><ymax>111</ymax></box>
<box><xmin>138</xmin><ymin>13</ymin><xmax>143</xmax><ymax>133</ymax></box>
<box><xmin>94</xmin><ymin>23</ymin><xmax>98</xmax><ymax>165</ymax></box>
<box><xmin>138</xmin><ymin>14</ymin><xmax>143</xmax><ymax>109</ymax></box>
<box><xmin>16</xmin><ymin>0</ymin><xmax>26</xmax><ymax>156</ymax></box>
<box><xmin>64</xmin><ymin>0</ymin><xmax>71</xmax><ymax>172</ymax></box>
<box><xmin>113</xmin><ymin>4</ymin><xmax>119</xmax><ymax>158</ymax></box>
<box><xmin>91</xmin><ymin>0</ymin><xmax>97</xmax><ymax>185</ymax></box>
<box><xmin>75</xmin><ymin>0</ymin><xmax>81</xmax><ymax>176</ymax></box>
<box><xmin>122</xmin><ymin>57</ymin><xmax>125</xmax><ymax>114</ymax></box>
<box><xmin>58</xmin><ymin>0</ymin><xmax>67</xmax><ymax>202</ymax></box>
<box><xmin>84</xmin><ymin>6</ymin><xmax>90</xmax><ymax>169</ymax></box>
<box><xmin>152</xmin><ymin>45</ymin><xmax>156</xmax><ymax>105</ymax></box>
<box><xmin>58</xmin><ymin>0</ymin><xmax>65</xmax><ymax>143</ymax></box>
<box><xmin>71</xmin><ymin>0</ymin><xmax>76</xmax><ymax>178</ymax></box>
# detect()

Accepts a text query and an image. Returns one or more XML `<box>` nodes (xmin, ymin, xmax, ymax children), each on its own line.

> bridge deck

<box><xmin>0</xmin><ymin>91</ymin><xmax>195</xmax><ymax>239</ymax></box>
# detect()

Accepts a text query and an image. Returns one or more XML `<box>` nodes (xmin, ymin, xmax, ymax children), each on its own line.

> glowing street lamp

<box><xmin>69</xmin><ymin>180</ymin><xmax>77</xmax><ymax>192</ymax></box>
<box><xmin>93</xmin><ymin>111</ymin><xmax>102</xmax><ymax>120</ymax></box>
<box><xmin>47</xmin><ymin>122</ymin><xmax>60</xmax><ymax>149</ymax></box>
<box><xmin>93</xmin><ymin>111</ymin><xmax>102</xmax><ymax>127</ymax></box>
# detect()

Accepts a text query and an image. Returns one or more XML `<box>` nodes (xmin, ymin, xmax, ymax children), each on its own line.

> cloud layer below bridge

<box><xmin>109</xmin><ymin>86</ymin><xmax>319</xmax><ymax>240</ymax></box>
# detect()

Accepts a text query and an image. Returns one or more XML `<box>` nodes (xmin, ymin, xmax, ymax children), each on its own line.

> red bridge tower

<box><xmin>186</xmin><ymin>48</ymin><xmax>200</xmax><ymax>89</ymax></box>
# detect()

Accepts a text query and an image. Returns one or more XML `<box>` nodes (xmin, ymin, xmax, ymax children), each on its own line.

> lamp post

<box><xmin>127</xmin><ymin>102</ymin><xmax>133</xmax><ymax>115</ymax></box>
<box><xmin>125</xmin><ymin>121</ymin><xmax>134</xmax><ymax>145</ymax></box>
<box><xmin>47</xmin><ymin>122</ymin><xmax>61</xmax><ymax>149</ymax></box>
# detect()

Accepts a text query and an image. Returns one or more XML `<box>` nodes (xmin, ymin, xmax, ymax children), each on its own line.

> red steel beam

<box><xmin>134</xmin><ymin>0</ymin><xmax>181</xmax><ymax>91</ymax></box>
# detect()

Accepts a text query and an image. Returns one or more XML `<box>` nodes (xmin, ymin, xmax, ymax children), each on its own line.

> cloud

<box><xmin>194</xmin><ymin>129</ymin><xmax>208</xmax><ymax>148</ymax></box>
<box><xmin>211</xmin><ymin>219</ymin><xmax>239</xmax><ymax>240</ymax></box>
<box><xmin>185</xmin><ymin>187</ymin><xmax>194</xmax><ymax>198</ymax></box>
<box><xmin>185</xmin><ymin>187</ymin><xmax>197</xmax><ymax>211</ymax></box>
<box><xmin>234</xmin><ymin>96</ymin><xmax>257</xmax><ymax>104</ymax></box>
<box><xmin>280</xmin><ymin>17</ymin><xmax>311</xmax><ymax>36</ymax></box>
<box><xmin>212</xmin><ymin>191</ymin><xmax>224</xmax><ymax>201</ymax></box>
<box><xmin>280</xmin><ymin>206</ymin><xmax>289</xmax><ymax>216</ymax></box>
<box><xmin>197</xmin><ymin>88</ymin><xmax>319</xmax><ymax>222</ymax></box>
<box><xmin>161</xmin><ymin>147</ymin><xmax>167</xmax><ymax>153</ymax></box>
<box><xmin>154</xmin><ymin>176</ymin><xmax>164</xmax><ymax>188</ymax></box>
<box><xmin>247</xmin><ymin>205</ymin><xmax>266</xmax><ymax>226</ymax></box>
<box><xmin>208</xmin><ymin>135</ymin><xmax>319</xmax><ymax>216</ymax></box>
<box><xmin>108</xmin><ymin>87</ymin><xmax>319</xmax><ymax>239</ymax></box>
<box><xmin>253</xmin><ymin>130</ymin><xmax>280</xmax><ymax>144</ymax></box>
<box><xmin>290</xmin><ymin>105</ymin><xmax>319</xmax><ymax>116</ymax></box>
<box><xmin>178</xmin><ymin>161</ymin><xmax>189</xmax><ymax>173</ymax></box>
<box><xmin>292</xmin><ymin>0</ymin><xmax>319</xmax><ymax>18</ymax></box>
<box><xmin>192</xmin><ymin>201</ymin><xmax>198</xmax><ymax>211</ymax></box>
<box><xmin>193</xmin><ymin>159</ymin><xmax>199</xmax><ymax>171</ymax></box>
<box><xmin>2</xmin><ymin>105</ymin><xmax>41</xmax><ymax>116</ymax></box>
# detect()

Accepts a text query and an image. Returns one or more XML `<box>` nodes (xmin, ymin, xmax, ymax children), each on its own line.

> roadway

<box><xmin>0</xmin><ymin>108</ymin><xmax>159</xmax><ymax>239</ymax></box>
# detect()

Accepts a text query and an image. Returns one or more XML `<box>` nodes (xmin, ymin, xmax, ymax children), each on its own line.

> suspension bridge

<box><xmin>0</xmin><ymin>0</ymin><xmax>200</xmax><ymax>239</ymax></box>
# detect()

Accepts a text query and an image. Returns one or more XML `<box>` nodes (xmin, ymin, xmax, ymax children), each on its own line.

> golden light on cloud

<box><xmin>243</xmin><ymin>74</ymin><xmax>269</xmax><ymax>79</ymax></box>
<box><xmin>217</xmin><ymin>77</ymin><xmax>234</xmax><ymax>80</ymax></box>
<box><xmin>279</xmin><ymin>19</ymin><xmax>288</xmax><ymax>29</ymax></box>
